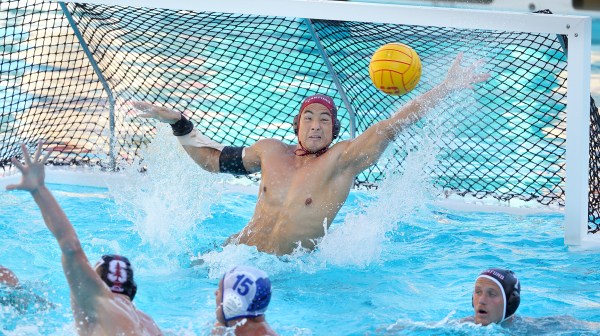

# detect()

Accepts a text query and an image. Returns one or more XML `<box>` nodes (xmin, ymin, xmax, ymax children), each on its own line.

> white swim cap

<box><xmin>221</xmin><ymin>266</ymin><xmax>272</xmax><ymax>321</ymax></box>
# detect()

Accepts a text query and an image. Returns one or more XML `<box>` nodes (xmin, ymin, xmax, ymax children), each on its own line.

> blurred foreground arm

<box><xmin>6</xmin><ymin>142</ymin><xmax>107</xmax><ymax>312</ymax></box>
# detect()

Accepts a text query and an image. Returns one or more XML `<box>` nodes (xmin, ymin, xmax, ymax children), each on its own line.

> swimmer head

<box><xmin>94</xmin><ymin>254</ymin><xmax>137</xmax><ymax>301</ymax></box>
<box><xmin>216</xmin><ymin>266</ymin><xmax>272</xmax><ymax>323</ymax></box>
<box><xmin>473</xmin><ymin>268</ymin><xmax>520</xmax><ymax>324</ymax></box>
<box><xmin>293</xmin><ymin>94</ymin><xmax>341</xmax><ymax>141</ymax></box>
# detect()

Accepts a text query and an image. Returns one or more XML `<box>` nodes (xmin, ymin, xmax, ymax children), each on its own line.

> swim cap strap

<box><xmin>294</xmin><ymin>140</ymin><xmax>329</xmax><ymax>157</ymax></box>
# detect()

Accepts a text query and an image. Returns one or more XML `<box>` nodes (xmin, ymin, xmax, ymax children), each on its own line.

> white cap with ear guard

<box><xmin>221</xmin><ymin>266</ymin><xmax>272</xmax><ymax>321</ymax></box>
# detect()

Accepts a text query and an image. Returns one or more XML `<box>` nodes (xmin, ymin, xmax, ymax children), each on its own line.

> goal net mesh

<box><xmin>2</xmin><ymin>0</ymin><xmax>597</xmax><ymax>231</ymax></box>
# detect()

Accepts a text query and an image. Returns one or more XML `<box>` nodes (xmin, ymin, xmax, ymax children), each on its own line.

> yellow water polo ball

<box><xmin>369</xmin><ymin>42</ymin><xmax>422</xmax><ymax>95</ymax></box>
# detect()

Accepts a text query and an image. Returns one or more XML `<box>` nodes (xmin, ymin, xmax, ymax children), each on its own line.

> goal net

<box><xmin>0</xmin><ymin>0</ymin><xmax>594</xmax><ymax>240</ymax></box>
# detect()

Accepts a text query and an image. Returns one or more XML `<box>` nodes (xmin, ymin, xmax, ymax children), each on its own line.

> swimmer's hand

<box><xmin>443</xmin><ymin>52</ymin><xmax>491</xmax><ymax>90</ymax></box>
<box><xmin>132</xmin><ymin>101</ymin><xmax>182</xmax><ymax>124</ymax></box>
<box><xmin>6</xmin><ymin>141</ymin><xmax>51</xmax><ymax>193</ymax></box>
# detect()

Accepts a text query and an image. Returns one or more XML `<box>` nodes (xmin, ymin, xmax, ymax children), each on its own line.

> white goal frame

<box><xmin>49</xmin><ymin>0</ymin><xmax>592</xmax><ymax>246</ymax></box>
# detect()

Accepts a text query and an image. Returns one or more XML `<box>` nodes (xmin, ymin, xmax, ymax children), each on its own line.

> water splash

<box><xmin>196</xmin><ymin>243</ymin><xmax>326</xmax><ymax>280</ymax></box>
<box><xmin>315</xmin><ymin>90</ymin><xmax>476</xmax><ymax>267</ymax></box>
<box><xmin>107</xmin><ymin>124</ymin><xmax>222</xmax><ymax>262</ymax></box>
<box><xmin>384</xmin><ymin>316</ymin><xmax>509</xmax><ymax>335</ymax></box>
<box><xmin>314</xmin><ymin>150</ymin><xmax>436</xmax><ymax>266</ymax></box>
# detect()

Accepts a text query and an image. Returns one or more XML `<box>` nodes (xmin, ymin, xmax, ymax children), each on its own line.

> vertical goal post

<box><xmin>43</xmin><ymin>0</ymin><xmax>591</xmax><ymax>245</ymax></box>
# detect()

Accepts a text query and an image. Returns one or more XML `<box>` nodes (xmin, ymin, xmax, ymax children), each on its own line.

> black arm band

<box><xmin>219</xmin><ymin>146</ymin><xmax>249</xmax><ymax>175</ymax></box>
<box><xmin>170</xmin><ymin>115</ymin><xmax>194</xmax><ymax>136</ymax></box>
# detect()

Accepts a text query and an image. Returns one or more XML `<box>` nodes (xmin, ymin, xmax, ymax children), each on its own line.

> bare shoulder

<box><xmin>92</xmin><ymin>296</ymin><xmax>162</xmax><ymax>335</ymax></box>
<box><xmin>138</xmin><ymin>309</ymin><xmax>162</xmax><ymax>334</ymax></box>
<box><xmin>254</xmin><ymin>138</ymin><xmax>287</xmax><ymax>148</ymax></box>
<box><xmin>330</xmin><ymin>139</ymin><xmax>351</xmax><ymax>152</ymax></box>
<box><xmin>252</xmin><ymin>138</ymin><xmax>291</xmax><ymax>154</ymax></box>
<box><xmin>257</xmin><ymin>323</ymin><xmax>278</xmax><ymax>336</ymax></box>
<box><xmin>0</xmin><ymin>266</ymin><xmax>19</xmax><ymax>287</ymax></box>
<box><xmin>326</xmin><ymin>140</ymin><xmax>352</xmax><ymax>159</ymax></box>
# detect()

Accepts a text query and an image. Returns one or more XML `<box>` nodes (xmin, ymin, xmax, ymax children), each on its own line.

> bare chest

<box><xmin>258</xmin><ymin>154</ymin><xmax>343</xmax><ymax>207</ymax></box>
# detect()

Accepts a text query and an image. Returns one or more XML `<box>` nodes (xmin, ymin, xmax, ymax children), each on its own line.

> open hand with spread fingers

<box><xmin>132</xmin><ymin>101</ymin><xmax>182</xmax><ymax>124</ymax></box>
<box><xmin>6</xmin><ymin>141</ymin><xmax>52</xmax><ymax>193</ymax></box>
<box><xmin>443</xmin><ymin>52</ymin><xmax>491</xmax><ymax>90</ymax></box>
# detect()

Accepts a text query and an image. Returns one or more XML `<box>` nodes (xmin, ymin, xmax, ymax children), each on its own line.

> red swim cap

<box><xmin>294</xmin><ymin>94</ymin><xmax>340</xmax><ymax>140</ymax></box>
<box><xmin>299</xmin><ymin>94</ymin><xmax>337</xmax><ymax>119</ymax></box>
<box><xmin>293</xmin><ymin>94</ymin><xmax>342</xmax><ymax>156</ymax></box>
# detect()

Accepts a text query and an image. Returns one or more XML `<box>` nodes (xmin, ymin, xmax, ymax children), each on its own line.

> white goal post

<box><xmin>47</xmin><ymin>0</ymin><xmax>592</xmax><ymax>245</ymax></box>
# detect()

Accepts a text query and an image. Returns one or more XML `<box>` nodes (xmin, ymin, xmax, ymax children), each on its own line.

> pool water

<box><xmin>1</xmin><ymin>137</ymin><xmax>600</xmax><ymax>335</ymax></box>
<box><xmin>0</xmin><ymin>2</ymin><xmax>600</xmax><ymax>335</ymax></box>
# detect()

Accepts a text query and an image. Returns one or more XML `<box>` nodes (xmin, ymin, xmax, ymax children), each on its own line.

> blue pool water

<box><xmin>1</xmin><ymin>3</ymin><xmax>600</xmax><ymax>335</ymax></box>
<box><xmin>1</xmin><ymin>133</ymin><xmax>600</xmax><ymax>335</ymax></box>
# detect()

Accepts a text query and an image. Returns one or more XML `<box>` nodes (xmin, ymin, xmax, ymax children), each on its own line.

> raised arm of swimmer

<box><xmin>337</xmin><ymin>52</ymin><xmax>490</xmax><ymax>175</ymax></box>
<box><xmin>133</xmin><ymin>101</ymin><xmax>262</xmax><ymax>175</ymax></box>
<box><xmin>6</xmin><ymin>142</ymin><xmax>107</xmax><ymax>314</ymax></box>
<box><xmin>6</xmin><ymin>142</ymin><xmax>162</xmax><ymax>335</ymax></box>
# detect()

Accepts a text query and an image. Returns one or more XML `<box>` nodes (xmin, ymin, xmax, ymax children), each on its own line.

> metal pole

<box><xmin>59</xmin><ymin>2</ymin><xmax>116</xmax><ymax>170</ymax></box>
<box><xmin>304</xmin><ymin>18</ymin><xmax>356</xmax><ymax>138</ymax></box>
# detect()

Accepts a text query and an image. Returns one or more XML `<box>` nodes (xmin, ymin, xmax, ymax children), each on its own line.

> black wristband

<box><xmin>170</xmin><ymin>115</ymin><xmax>194</xmax><ymax>136</ymax></box>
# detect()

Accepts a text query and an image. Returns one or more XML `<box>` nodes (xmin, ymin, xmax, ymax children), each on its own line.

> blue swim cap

<box><xmin>221</xmin><ymin>266</ymin><xmax>271</xmax><ymax>321</ymax></box>
<box><xmin>476</xmin><ymin>268</ymin><xmax>520</xmax><ymax>321</ymax></box>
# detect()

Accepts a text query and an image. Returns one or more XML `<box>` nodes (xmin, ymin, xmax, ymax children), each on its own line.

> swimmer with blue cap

<box><xmin>471</xmin><ymin>268</ymin><xmax>521</xmax><ymax>326</ymax></box>
<box><xmin>214</xmin><ymin>266</ymin><xmax>277</xmax><ymax>335</ymax></box>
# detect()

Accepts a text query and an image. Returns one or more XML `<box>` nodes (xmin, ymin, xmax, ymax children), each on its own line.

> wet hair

<box><xmin>475</xmin><ymin>268</ymin><xmax>521</xmax><ymax>321</ymax></box>
<box><xmin>94</xmin><ymin>254</ymin><xmax>137</xmax><ymax>301</ymax></box>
